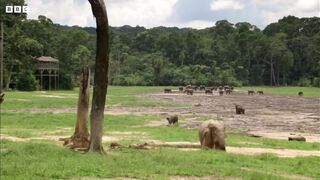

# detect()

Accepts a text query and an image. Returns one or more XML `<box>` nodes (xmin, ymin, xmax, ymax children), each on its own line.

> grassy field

<box><xmin>240</xmin><ymin>86</ymin><xmax>320</xmax><ymax>97</ymax></box>
<box><xmin>1</xmin><ymin>86</ymin><xmax>182</xmax><ymax>110</ymax></box>
<box><xmin>1</xmin><ymin>86</ymin><xmax>320</xmax><ymax>179</ymax></box>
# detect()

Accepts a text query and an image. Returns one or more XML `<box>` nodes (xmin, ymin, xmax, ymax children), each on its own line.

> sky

<box><xmin>25</xmin><ymin>0</ymin><xmax>320</xmax><ymax>29</ymax></box>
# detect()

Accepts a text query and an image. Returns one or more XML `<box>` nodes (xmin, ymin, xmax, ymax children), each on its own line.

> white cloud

<box><xmin>24</xmin><ymin>0</ymin><xmax>320</xmax><ymax>29</ymax></box>
<box><xmin>211</xmin><ymin>0</ymin><xmax>245</xmax><ymax>11</ymax></box>
<box><xmin>295</xmin><ymin>0</ymin><xmax>319</xmax><ymax>12</ymax></box>
<box><xmin>254</xmin><ymin>0</ymin><xmax>320</xmax><ymax>25</ymax></box>
<box><xmin>26</xmin><ymin>0</ymin><xmax>93</xmax><ymax>27</ymax></box>
<box><xmin>180</xmin><ymin>20</ymin><xmax>215</xmax><ymax>29</ymax></box>
<box><xmin>108</xmin><ymin>0</ymin><xmax>178</xmax><ymax>28</ymax></box>
<box><xmin>26</xmin><ymin>0</ymin><xmax>178</xmax><ymax>28</ymax></box>
<box><xmin>165</xmin><ymin>20</ymin><xmax>215</xmax><ymax>29</ymax></box>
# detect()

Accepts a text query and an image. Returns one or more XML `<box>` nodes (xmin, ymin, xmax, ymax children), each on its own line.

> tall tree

<box><xmin>88</xmin><ymin>0</ymin><xmax>109</xmax><ymax>153</ymax></box>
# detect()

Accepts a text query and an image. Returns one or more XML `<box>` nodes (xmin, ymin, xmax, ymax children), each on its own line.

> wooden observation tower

<box><xmin>35</xmin><ymin>56</ymin><xmax>59</xmax><ymax>90</ymax></box>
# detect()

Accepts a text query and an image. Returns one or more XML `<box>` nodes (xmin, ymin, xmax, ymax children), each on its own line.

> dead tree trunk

<box><xmin>88</xmin><ymin>0</ymin><xmax>109</xmax><ymax>153</ymax></box>
<box><xmin>60</xmin><ymin>65</ymin><xmax>90</xmax><ymax>149</ymax></box>
<box><xmin>73</xmin><ymin>65</ymin><xmax>90</xmax><ymax>147</ymax></box>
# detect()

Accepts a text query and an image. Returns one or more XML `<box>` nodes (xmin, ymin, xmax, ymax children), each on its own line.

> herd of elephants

<box><xmin>164</xmin><ymin>85</ymin><xmax>306</xmax><ymax>151</ymax></box>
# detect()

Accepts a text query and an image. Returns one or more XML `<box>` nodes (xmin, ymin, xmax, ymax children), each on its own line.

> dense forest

<box><xmin>1</xmin><ymin>0</ymin><xmax>320</xmax><ymax>90</ymax></box>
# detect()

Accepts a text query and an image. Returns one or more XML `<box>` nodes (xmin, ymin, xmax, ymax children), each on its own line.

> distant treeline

<box><xmin>1</xmin><ymin>0</ymin><xmax>319</xmax><ymax>90</ymax></box>
<box><xmin>105</xmin><ymin>16</ymin><xmax>320</xmax><ymax>87</ymax></box>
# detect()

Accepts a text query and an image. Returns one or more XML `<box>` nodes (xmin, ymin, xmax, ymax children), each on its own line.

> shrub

<box><xmin>312</xmin><ymin>77</ymin><xmax>320</xmax><ymax>87</ymax></box>
<box><xmin>297</xmin><ymin>77</ymin><xmax>311</xmax><ymax>87</ymax></box>
<box><xmin>59</xmin><ymin>72</ymin><xmax>74</xmax><ymax>90</ymax></box>
<box><xmin>16</xmin><ymin>70</ymin><xmax>38</xmax><ymax>91</ymax></box>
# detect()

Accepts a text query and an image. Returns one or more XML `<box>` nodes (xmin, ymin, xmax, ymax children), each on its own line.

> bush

<box><xmin>312</xmin><ymin>77</ymin><xmax>320</xmax><ymax>87</ymax></box>
<box><xmin>297</xmin><ymin>78</ymin><xmax>311</xmax><ymax>87</ymax></box>
<box><xmin>16</xmin><ymin>71</ymin><xmax>38</xmax><ymax>91</ymax></box>
<box><xmin>59</xmin><ymin>72</ymin><xmax>74</xmax><ymax>90</ymax></box>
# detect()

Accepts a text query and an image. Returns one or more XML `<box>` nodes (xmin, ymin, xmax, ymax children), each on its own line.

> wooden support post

<box><xmin>40</xmin><ymin>70</ymin><xmax>43</xmax><ymax>90</ymax></box>
<box><xmin>54</xmin><ymin>71</ymin><xmax>57</xmax><ymax>90</ymax></box>
<box><xmin>49</xmin><ymin>70</ymin><xmax>51</xmax><ymax>90</ymax></box>
<box><xmin>57</xmin><ymin>74</ymin><xmax>59</xmax><ymax>90</ymax></box>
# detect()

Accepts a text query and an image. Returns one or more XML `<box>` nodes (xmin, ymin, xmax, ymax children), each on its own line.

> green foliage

<box><xmin>16</xmin><ymin>70</ymin><xmax>38</xmax><ymax>91</ymax></box>
<box><xmin>3</xmin><ymin>13</ymin><xmax>320</xmax><ymax>88</ymax></box>
<box><xmin>297</xmin><ymin>77</ymin><xmax>312</xmax><ymax>87</ymax></box>
<box><xmin>250</xmin><ymin>64</ymin><xmax>265</xmax><ymax>85</ymax></box>
<box><xmin>59</xmin><ymin>71</ymin><xmax>74</xmax><ymax>90</ymax></box>
<box><xmin>312</xmin><ymin>77</ymin><xmax>320</xmax><ymax>87</ymax></box>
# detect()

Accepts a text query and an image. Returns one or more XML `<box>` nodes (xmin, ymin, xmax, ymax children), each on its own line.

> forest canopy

<box><xmin>1</xmin><ymin>1</ymin><xmax>320</xmax><ymax>89</ymax></box>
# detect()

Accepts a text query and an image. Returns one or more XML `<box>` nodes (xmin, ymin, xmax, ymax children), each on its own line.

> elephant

<box><xmin>198</xmin><ymin>120</ymin><xmax>227</xmax><ymax>151</ymax></box>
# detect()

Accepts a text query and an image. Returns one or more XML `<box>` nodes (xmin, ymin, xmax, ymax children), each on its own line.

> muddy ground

<box><xmin>144</xmin><ymin>89</ymin><xmax>320</xmax><ymax>142</ymax></box>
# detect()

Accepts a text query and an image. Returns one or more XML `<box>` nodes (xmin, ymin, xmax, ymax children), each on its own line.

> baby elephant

<box><xmin>225</xmin><ymin>89</ymin><xmax>231</xmax><ymax>95</ymax></box>
<box><xmin>166</xmin><ymin>115</ymin><xmax>178</xmax><ymax>125</ymax></box>
<box><xmin>257</xmin><ymin>91</ymin><xmax>264</xmax><ymax>95</ymax></box>
<box><xmin>184</xmin><ymin>89</ymin><xmax>194</xmax><ymax>95</ymax></box>
<box><xmin>199</xmin><ymin>120</ymin><xmax>227</xmax><ymax>151</ymax></box>
<box><xmin>248</xmin><ymin>90</ymin><xmax>255</xmax><ymax>95</ymax></box>
<box><xmin>164</xmin><ymin>89</ymin><xmax>172</xmax><ymax>93</ymax></box>
<box><xmin>205</xmin><ymin>89</ymin><xmax>213</xmax><ymax>94</ymax></box>
<box><xmin>235</xmin><ymin>105</ymin><xmax>245</xmax><ymax>114</ymax></box>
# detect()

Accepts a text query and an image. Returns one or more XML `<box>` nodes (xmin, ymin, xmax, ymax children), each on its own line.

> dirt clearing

<box><xmin>145</xmin><ymin>90</ymin><xmax>320</xmax><ymax>141</ymax></box>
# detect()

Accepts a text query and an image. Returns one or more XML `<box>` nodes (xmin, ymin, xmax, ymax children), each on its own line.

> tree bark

<box><xmin>88</xmin><ymin>0</ymin><xmax>109</xmax><ymax>153</ymax></box>
<box><xmin>272</xmin><ymin>64</ymin><xmax>277</xmax><ymax>87</ymax></box>
<box><xmin>60</xmin><ymin>65</ymin><xmax>90</xmax><ymax>149</ymax></box>
<box><xmin>270</xmin><ymin>62</ymin><xmax>273</xmax><ymax>86</ymax></box>
<box><xmin>5</xmin><ymin>63</ymin><xmax>14</xmax><ymax>90</ymax></box>
<box><xmin>276</xmin><ymin>63</ymin><xmax>280</xmax><ymax>86</ymax></box>
<box><xmin>74</xmin><ymin>65</ymin><xmax>90</xmax><ymax>147</ymax></box>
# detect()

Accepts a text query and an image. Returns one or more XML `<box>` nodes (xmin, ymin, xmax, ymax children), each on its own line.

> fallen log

<box><xmin>111</xmin><ymin>142</ymin><xmax>202</xmax><ymax>150</ymax></box>
<box><xmin>288</xmin><ymin>136</ymin><xmax>306</xmax><ymax>142</ymax></box>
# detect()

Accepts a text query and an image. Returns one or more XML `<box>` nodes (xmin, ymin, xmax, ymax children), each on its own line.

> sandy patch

<box><xmin>247</xmin><ymin>131</ymin><xmax>320</xmax><ymax>143</ymax></box>
<box><xmin>35</xmin><ymin>95</ymin><xmax>66</xmax><ymax>98</ymax></box>
<box><xmin>14</xmin><ymin>99</ymin><xmax>32</xmax><ymax>102</ymax></box>
<box><xmin>170</xmin><ymin>176</ymin><xmax>239</xmax><ymax>180</ymax></box>
<box><xmin>0</xmin><ymin>134</ymin><xmax>30</xmax><ymax>142</ymax></box>
<box><xmin>1</xmin><ymin>133</ymin><xmax>319</xmax><ymax>158</ymax></box>
<box><xmin>145</xmin><ymin>120</ymin><xmax>168</xmax><ymax>127</ymax></box>
<box><xmin>180</xmin><ymin>146</ymin><xmax>320</xmax><ymax>158</ymax></box>
<box><xmin>141</xmin><ymin>141</ymin><xmax>320</xmax><ymax>158</ymax></box>
<box><xmin>227</xmin><ymin>146</ymin><xmax>320</xmax><ymax>158</ymax></box>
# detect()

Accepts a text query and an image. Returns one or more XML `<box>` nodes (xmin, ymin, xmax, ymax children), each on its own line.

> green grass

<box><xmin>2</xmin><ymin>112</ymin><xmax>320</xmax><ymax>151</ymax></box>
<box><xmin>1</xmin><ymin>87</ymin><xmax>320</xmax><ymax>179</ymax></box>
<box><xmin>1</xmin><ymin>140</ymin><xmax>319</xmax><ymax>180</ymax></box>
<box><xmin>240</xmin><ymin>86</ymin><xmax>320</xmax><ymax>97</ymax></box>
<box><xmin>2</xmin><ymin>86</ymin><xmax>319</xmax><ymax>110</ymax></box>
<box><xmin>1</xmin><ymin>86</ymin><xmax>182</xmax><ymax>110</ymax></box>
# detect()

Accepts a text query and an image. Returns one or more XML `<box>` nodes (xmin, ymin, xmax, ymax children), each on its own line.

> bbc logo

<box><xmin>5</xmin><ymin>5</ymin><xmax>29</xmax><ymax>14</ymax></box>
